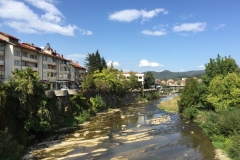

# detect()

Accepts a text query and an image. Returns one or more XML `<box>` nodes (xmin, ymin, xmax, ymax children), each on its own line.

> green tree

<box><xmin>84</xmin><ymin>50</ymin><xmax>107</xmax><ymax>73</ymax></box>
<box><xmin>82</xmin><ymin>73</ymin><xmax>95</xmax><ymax>90</ymax></box>
<box><xmin>144</xmin><ymin>71</ymin><xmax>155</xmax><ymax>89</ymax></box>
<box><xmin>178</xmin><ymin>77</ymin><xmax>199</xmax><ymax>113</ymax></box>
<box><xmin>199</xmin><ymin>54</ymin><xmax>239</xmax><ymax>109</ymax></box>
<box><xmin>128</xmin><ymin>72</ymin><xmax>142</xmax><ymax>90</ymax></box>
<box><xmin>207</xmin><ymin>72</ymin><xmax>240</xmax><ymax>112</ymax></box>
<box><xmin>4</xmin><ymin>68</ymin><xmax>51</xmax><ymax>144</ymax></box>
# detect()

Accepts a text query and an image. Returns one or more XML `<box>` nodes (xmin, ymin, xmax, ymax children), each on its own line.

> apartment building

<box><xmin>123</xmin><ymin>72</ymin><xmax>145</xmax><ymax>88</ymax></box>
<box><xmin>0</xmin><ymin>31</ymin><xmax>86</xmax><ymax>90</ymax></box>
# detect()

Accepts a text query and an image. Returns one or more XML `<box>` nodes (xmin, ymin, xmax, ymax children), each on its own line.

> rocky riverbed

<box><xmin>22</xmin><ymin>96</ymin><xmax>226</xmax><ymax>160</ymax></box>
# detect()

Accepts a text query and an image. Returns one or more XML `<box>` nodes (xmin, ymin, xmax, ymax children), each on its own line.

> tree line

<box><xmin>178</xmin><ymin>54</ymin><xmax>240</xmax><ymax>159</ymax></box>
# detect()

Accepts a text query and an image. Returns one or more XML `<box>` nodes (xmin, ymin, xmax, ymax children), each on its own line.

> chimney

<box><xmin>76</xmin><ymin>62</ymin><xmax>78</xmax><ymax>65</ymax></box>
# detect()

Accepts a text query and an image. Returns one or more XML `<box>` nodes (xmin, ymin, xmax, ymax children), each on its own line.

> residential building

<box><xmin>123</xmin><ymin>72</ymin><xmax>145</xmax><ymax>88</ymax></box>
<box><xmin>0</xmin><ymin>31</ymin><xmax>86</xmax><ymax>90</ymax></box>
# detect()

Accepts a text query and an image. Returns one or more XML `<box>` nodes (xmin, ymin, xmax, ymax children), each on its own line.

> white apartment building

<box><xmin>123</xmin><ymin>72</ymin><xmax>145</xmax><ymax>88</ymax></box>
<box><xmin>0</xmin><ymin>31</ymin><xmax>86</xmax><ymax>90</ymax></box>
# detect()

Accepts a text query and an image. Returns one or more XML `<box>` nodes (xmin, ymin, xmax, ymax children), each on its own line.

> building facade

<box><xmin>123</xmin><ymin>72</ymin><xmax>145</xmax><ymax>89</ymax></box>
<box><xmin>0</xmin><ymin>31</ymin><xmax>86</xmax><ymax>90</ymax></box>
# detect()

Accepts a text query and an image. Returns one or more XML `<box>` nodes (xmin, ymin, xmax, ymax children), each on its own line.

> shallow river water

<box><xmin>23</xmin><ymin>95</ymin><xmax>218</xmax><ymax>160</ymax></box>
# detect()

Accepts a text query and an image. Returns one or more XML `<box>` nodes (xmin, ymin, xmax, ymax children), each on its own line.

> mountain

<box><xmin>144</xmin><ymin>70</ymin><xmax>205</xmax><ymax>80</ymax></box>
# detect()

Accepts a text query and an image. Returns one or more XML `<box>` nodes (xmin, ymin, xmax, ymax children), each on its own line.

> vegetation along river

<box><xmin>23</xmin><ymin>94</ymin><xmax>218</xmax><ymax>160</ymax></box>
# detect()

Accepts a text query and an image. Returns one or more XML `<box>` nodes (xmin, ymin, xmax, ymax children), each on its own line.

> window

<box><xmin>66</xmin><ymin>61</ymin><xmax>69</xmax><ymax>65</ymax></box>
<box><xmin>138</xmin><ymin>77</ymin><xmax>142</xmax><ymax>79</ymax></box>
<box><xmin>59</xmin><ymin>60</ymin><xmax>62</xmax><ymax>64</ymax></box>
<box><xmin>0</xmin><ymin>44</ymin><xmax>4</xmax><ymax>50</ymax></box>
<box><xmin>29</xmin><ymin>54</ymin><xmax>37</xmax><ymax>59</ymax></box>
<box><xmin>14</xmin><ymin>50</ymin><xmax>21</xmax><ymax>56</ymax></box>
<box><xmin>22</xmin><ymin>61</ymin><xmax>27</xmax><ymax>66</ymax></box>
<box><xmin>63</xmin><ymin>74</ymin><xmax>68</xmax><ymax>78</ymax></box>
<box><xmin>43</xmin><ymin>72</ymin><xmax>47</xmax><ymax>77</ymax></box>
<box><xmin>14</xmin><ymin>60</ymin><xmax>20</xmax><ymax>66</ymax></box>
<box><xmin>43</xmin><ymin>64</ymin><xmax>47</xmax><ymax>69</ymax></box>
<box><xmin>48</xmin><ymin>72</ymin><xmax>53</xmax><ymax>77</ymax></box>
<box><xmin>29</xmin><ymin>63</ymin><xmax>37</xmax><ymax>68</ymax></box>
<box><xmin>43</xmin><ymin>56</ymin><xmax>47</xmax><ymax>61</ymax></box>
<box><xmin>60</xmin><ymin>67</ymin><xmax>63</xmax><ymax>71</ymax></box>
<box><xmin>72</xmin><ymin>74</ymin><xmax>74</xmax><ymax>78</ymax></box>
<box><xmin>0</xmin><ymin>56</ymin><xmax>4</xmax><ymax>61</ymax></box>
<box><xmin>22</xmin><ymin>52</ymin><xmax>27</xmax><ymax>57</ymax></box>
<box><xmin>60</xmin><ymin>74</ymin><xmax>63</xmax><ymax>78</ymax></box>
<box><xmin>52</xmin><ymin>58</ymin><xmax>55</xmax><ymax>62</ymax></box>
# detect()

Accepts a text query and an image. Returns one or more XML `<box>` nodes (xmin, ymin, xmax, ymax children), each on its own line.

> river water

<box><xmin>23</xmin><ymin>95</ymin><xmax>217</xmax><ymax>160</ymax></box>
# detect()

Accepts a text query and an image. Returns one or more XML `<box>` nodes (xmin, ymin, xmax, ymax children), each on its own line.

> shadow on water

<box><xmin>28</xmin><ymin>94</ymin><xmax>216</xmax><ymax>160</ymax></box>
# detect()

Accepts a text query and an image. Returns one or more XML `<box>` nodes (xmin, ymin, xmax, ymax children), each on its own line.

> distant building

<box><xmin>123</xmin><ymin>72</ymin><xmax>144</xmax><ymax>89</ymax></box>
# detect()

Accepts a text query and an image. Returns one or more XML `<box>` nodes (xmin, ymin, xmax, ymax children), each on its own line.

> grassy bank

<box><xmin>157</xmin><ymin>96</ymin><xmax>179</xmax><ymax>112</ymax></box>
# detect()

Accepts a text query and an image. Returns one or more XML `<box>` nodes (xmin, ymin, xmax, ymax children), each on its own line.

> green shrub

<box><xmin>90</xmin><ymin>94</ymin><xmax>106</xmax><ymax>113</ymax></box>
<box><xmin>74</xmin><ymin>110</ymin><xmax>90</xmax><ymax>124</ymax></box>
<box><xmin>228</xmin><ymin>134</ymin><xmax>240</xmax><ymax>160</ymax></box>
<box><xmin>0</xmin><ymin>128</ymin><xmax>24</xmax><ymax>160</ymax></box>
<box><xmin>182</xmin><ymin>106</ymin><xmax>198</xmax><ymax>119</ymax></box>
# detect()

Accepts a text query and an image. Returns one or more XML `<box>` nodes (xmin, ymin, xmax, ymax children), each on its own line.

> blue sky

<box><xmin>0</xmin><ymin>0</ymin><xmax>239</xmax><ymax>72</ymax></box>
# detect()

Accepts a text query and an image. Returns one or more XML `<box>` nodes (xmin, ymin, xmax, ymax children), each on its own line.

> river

<box><xmin>23</xmin><ymin>94</ymin><xmax>218</xmax><ymax>160</ymax></box>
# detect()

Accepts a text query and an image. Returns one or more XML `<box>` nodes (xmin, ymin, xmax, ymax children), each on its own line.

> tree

<box><xmin>144</xmin><ymin>71</ymin><xmax>155</xmax><ymax>89</ymax></box>
<box><xmin>178</xmin><ymin>77</ymin><xmax>199</xmax><ymax>113</ymax></box>
<box><xmin>207</xmin><ymin>72</ymin><xmax>240</xmax><ymax>112</ymax></box>
<box><xmin>4</xmin><ymin>68</ymin><xmax>51</xmax><ymax>144</ymax></box>
<box><xmin>198</xmin><ymin>54</ymin><xmax>239</xmax><ymax>109</ymax></box>
<box><xmin>128</xmin><ymin>72</ymin><xmax>142</xmax><ymax>90</ymax></box>
<box><xmin>84</xmin><ymin>50</ymin><xmax>107</xmax><ymax>73</ymax></box>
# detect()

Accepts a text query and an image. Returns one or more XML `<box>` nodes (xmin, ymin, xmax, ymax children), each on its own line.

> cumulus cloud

<box><xmin>173</xmin><ymin>22</ymin><xmax>206</xmax><ymax>33</ymax></box>
<box><xmin>107</xmin><ymin>61</ymin><xmax>120</xmax><ymax>67</ymax></box>
<box><xmin>198</xmin><ymin>65</ymin><xmax>205</xmax><ymax>69</ymax></box>
<box><xmin>64</xmin><ymin>54</ymin><xmax>86</xmax><ymax>63</ymax></box>
<box><xmin>214</xmin><ymin>23</ymin><xmax>226</xmax><ymax>30</ymax></box>
<box><xmin>109</xmin><ymin>8</ymin><xmax>168</xmax><ymax>22</ymax></box>
<box><xmin>79</xmin><ymin>29</ymin><xmax>93</xmax><ymax>35</ymax></box>
<box><xmin>0</xmin><ymin>0</ymin><xmax>91</xmax><ymax>36</ymax></box>
<box><xmin>142</xmin><ymin>29</ymin><xmax>166</xmax><ymax>36</ymax></box>
<box><xmin>138</xmin><ymin>59</ymin><xmax>163</xmax><ymax>67</ymax></box>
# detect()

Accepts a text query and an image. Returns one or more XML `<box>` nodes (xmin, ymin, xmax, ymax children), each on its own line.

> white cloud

<box><xmin>198</xmin><ymin>65</ymin><xmax>205</xmax><ymax>69</ymax></box>
<box><xmin>142</xmin><ymin>29</ymin><xmax>166</xmax><ymax>36</ymax></box>
<box><xmin>0</xmin><ymin>0</ymin><xmax>91</xmax><ymax>36</ymax></box>
<box><xmin>180</xmin><ymin>69</ymin><xmax>185</xmax><ymax>72</ymax></box>
<box><xmin>180</xmin><ymin>14</ymin><xmax>193</xmax><ymax>20</ymax></box>
<box><xmin>79</xmin><ymin>29</ymin><xmax>93</xmax><ymax>35</ymax></box>
<box><xmin>153</xmin><ymin>24</ymin><xmax>168</xmax><ymax>30</ymax></box>
<box><xmin>107</xmin><ymin>61</ymin><xmax>120</xmax><ymax>67</ymax></box>
<box><xmin>214</xmin><ymin>23</ymin><xmax>226</xmax><ymax>30</ymax></box>
<box><xmin>64</xmin><ymin>54</ymin><xmax>86</xmax><ymax>62</ymax></box>
<box><xmin>173</xmin><ymin>22</ymin><xmax>206</xmax><ymax>33</ymax></box>
<box><xmin>109</xmin><ymin>8</ymin><xmax>168</xmax><ymax>22</ymax></box>
<box><xmin>138</xmin><ymin>59</ymin><xmax>163</xmax><ymax>67</ymax></box>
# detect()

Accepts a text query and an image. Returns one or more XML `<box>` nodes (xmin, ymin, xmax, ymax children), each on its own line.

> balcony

<box><xmin>68</xmin><ymin>89</ymin><xmax>79</xmax><ymax>95</ymax></box>
<box><xmin>60</xmin><ymin>63</ymin><xmax>67</xmax><ymax>67</ymax></box>
<box><xmin>47</xmin><ymin>68</ymin><xmax>57</xmax><ymax>73</ymax></box>
<box><xmin>22</xmin><ymin>57</ymin><xmax>38</xmax><ymax>63</ymax></box>
<box><xmin>48</xmin><ymin>61</ymin><xmax>57</xmax><ymax>65</ymax></box>
<box><xmin>0</xmin><ymin>51</ymin><xmax>4</xmax><ymax>56</ymax></box>
<box><xmin>0</xmin><ymin>71</ymin><xmax>4</xmax><ymax>76</ymax></box>
<box><xmin>48</xmin><ymin>77</ymin><xmax>57</xmax><ymax>82</ymax></box>
<box><xmin>59</xmin><ymin>70</ymin><xmax>69</xmax><ymax>74</ymax></box>
<box><xmin>0</xmin><ymin>60</ymin><xmax>4</xmax><ymax>65</ymax></box>
<box><xmin>22</xmin><ymin>66</ymin><xmax>38</xmax><ymax>71</ymax></box>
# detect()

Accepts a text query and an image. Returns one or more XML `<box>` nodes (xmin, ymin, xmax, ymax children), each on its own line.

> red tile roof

<box><xmin>0</xmin><ymin>31</ymin><xmax>19</xmax><ymax>40</ymax></box>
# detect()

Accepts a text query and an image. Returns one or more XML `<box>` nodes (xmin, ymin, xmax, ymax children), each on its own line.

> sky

<box><xmin>0</xmin><ymin>0</ymin><xmax>239</xmax><ymax>73</ymax></box>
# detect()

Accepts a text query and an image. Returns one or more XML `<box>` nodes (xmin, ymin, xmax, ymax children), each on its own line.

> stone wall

<box><xmin>46</xmin><ymin>89</ymin><xmax>159</xmax><ymax>111</ymax></box>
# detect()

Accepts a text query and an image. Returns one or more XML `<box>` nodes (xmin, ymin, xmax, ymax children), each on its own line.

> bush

<box><xmin>74</xmin><ymin>110</ymin><xmax>90</xmax><ymax>124</ymax></box>
<box><xmin>201</xmin><ymin>110</ymin><xmax>240</xmax><ymax>139</ymax></box>
<box><xmin>0</xmin><ymin>128</ymin><xmax>24</xmax><ymax>160</ymax></box>
<box><xmin>90</xmin><ymin>94</ymin><xmax>106</xmax><ymax>113</ymax></box>
<box><xmin>228</xmin><ymin>134</ymin><xmax>240</xmax><ymax>160</ymax></box>
<box><xmin>182</xmin><ymin>107</ymin><xmax>198</xmax><ymax>119</ymax></box>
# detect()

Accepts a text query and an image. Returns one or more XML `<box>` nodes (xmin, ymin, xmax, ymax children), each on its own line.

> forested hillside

<box><xmin>145</xmin><ymin>70</ymin><xmax>205</xmax><ymax>80</ymax></box>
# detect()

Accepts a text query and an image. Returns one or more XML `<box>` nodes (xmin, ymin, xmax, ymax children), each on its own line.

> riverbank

<box><xmin>157</xmin><ymin>96</ymin><xmax>232</xmax><ymax>160</ymax></box>
<box><xmin>157</xmin><ymin>95</ymin><xmax>179</xmax><ymax>113</ymax></box>
<box><xmin>22</xmin><ymin>97</ymin><xmax>219</xmax><ymax>159</ymax></box>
